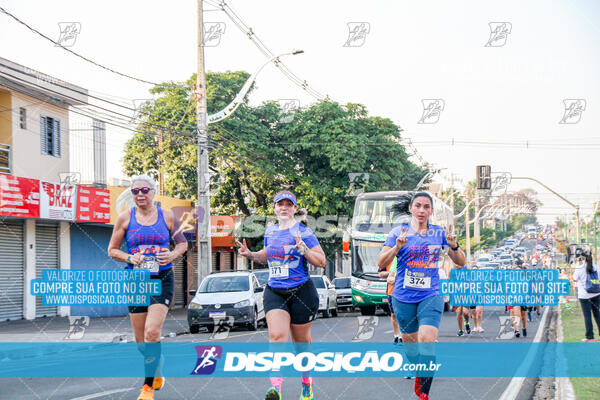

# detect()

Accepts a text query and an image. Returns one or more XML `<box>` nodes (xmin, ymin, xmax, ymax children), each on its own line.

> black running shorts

<box><xmin>128</xmin><ymin>268</ymin><xmax>174</xmax><ymax>314</ymax></box>
<box><xmin>263</xmin><ymin>279</ymin><xmax>319</xmax><ymax>324</ymax></box>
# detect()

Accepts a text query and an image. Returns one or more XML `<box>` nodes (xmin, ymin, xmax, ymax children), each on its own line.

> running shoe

<box><xmin>515</xmin><ymin>330</ymin><xmax>520</xmax><ymax>338</ymax></box>
<box><xmin>300</xmin><ymin>377</ymin><xmax>313</xmax><ymax>400</ymax></box>
<box><xmin>522</xmin><ymin>328</ymin><xmax>527</xmax><ymax>337</ymax></box>
<box><xmin>265</xmin><ymin>386</ymin><xmax>282</xmax><ymax>400</ymax></box>
<box><xmin>137</xmin><ymin>384</ymin><xmax>154</xmax><ymax>400</ymax></box>
<box><xmin>465</xmin><ymin>322</ymin><xmax>471</xmax><ymax>334</ymax></box>
<box><xmin>153</xmin><ymin>355</ymin><xmax>165</xmax><ymax>390</ymax></box>
<box><xmin>581</xmin><ymin>338</ymin><xmax>596</xmax><ymax>342</ymax></box>
<box><xmin>414</xmin><ymin>377</ymin><xmax>421</xmax><ymax>396</ymax></box>
<box><xmin>457</xmin><ymin>330</ymin><xmax>464</xmax><ymax>337</ymax></box>
<box><xmin>152</xmin><ymin>377</ymin><xmax>165</xmax><ymax>390</ymax></box>
<box><xmin>394</xmin><ymin>336</ymin><xmax>399</xmax><ymax>344</ymax></box>
<box><xmin>419</xmin><ymin>393</ymin><xmax>429</xmax><ymax>400</ymax></box>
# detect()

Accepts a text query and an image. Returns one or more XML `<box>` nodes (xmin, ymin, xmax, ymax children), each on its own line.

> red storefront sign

<box><xmin>40</xmin><ymin>181</ymin><xmax>77</xmax><ymax>221</ymax></box>
<box><xmin>0</xmin><ymin>175</ymin><xmax>40</xmax><ymax>218</ymax></box>
<box><xmin>76</xmin><ymin>187</ymin><xmax>110</xmax><ymax>223</ymax></box>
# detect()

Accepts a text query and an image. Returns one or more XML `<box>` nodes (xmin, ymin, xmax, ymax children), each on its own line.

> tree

<box><xmin>122</xmin><ymin>72</ymin><xmax>427</xmax><ymax>262</ymax></box>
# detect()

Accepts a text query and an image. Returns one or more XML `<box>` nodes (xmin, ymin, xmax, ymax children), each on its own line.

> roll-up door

<box><xmin>36</xmin><ymin>223</ymin><xmax>59</xmax><ymax>318</ymax></box>
<box><xmin>211</xmin><ymin>252</ymin><xmax>218</xmax><ymax>272</ymax></box>
<box><xmin>222</xmin><ymin>251</ymin><xmax>233</xmax><ymax>271</ymax></box>
<box><xmin>172</xmin><ymin>254</ymin><xmax>186</xmax><ymax>308</ymax></box>
<box><xmin>0</xmin><ymin>221</ymin><xmax>24</xmax><ymax>321</ymax></box>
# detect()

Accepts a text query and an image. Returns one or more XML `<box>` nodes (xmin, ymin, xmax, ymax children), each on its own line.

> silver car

<box><xmin>311</xmin><ymin>275</ymin><xmax>338</xmax><ymax>318</ymax></box>
<box><xmin>332</xmin><ymin>277</ymin><xmax>354</xmax><ymax>312</ymax></box>
<box><xmin>188</xmin><ymin>271</ymin><xmax>266</xmax><ymax>333</ymax></box>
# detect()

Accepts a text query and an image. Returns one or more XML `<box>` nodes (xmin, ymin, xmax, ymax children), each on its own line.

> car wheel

<box><xmin>189</xmin><ymin>325</ymin><xmax>200</xmax><ymax>334</ymax></box>
<box><xmin>322</xmin><ymin>301</ymin><xmax>330</xmax><ymax>318</ymax></box>
<box><xmin>247</xmin><ymin>309</ymin><xmax>258</xmax><ymax>331</ymax></box>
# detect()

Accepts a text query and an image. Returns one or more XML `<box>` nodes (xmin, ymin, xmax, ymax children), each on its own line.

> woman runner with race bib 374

<box><xmin>237</xmin><ymin>191</ymin><xmax>326</xmax><ymax>400</ymax></box>
<box><xmin>377</xmin><ymin>192</ymin><xmax>465</xmax><ymax>400</ymax></box>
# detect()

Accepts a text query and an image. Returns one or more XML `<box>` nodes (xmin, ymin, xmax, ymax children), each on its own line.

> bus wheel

<box><xmin>359</xmin><ymin>306</ymin><xmax>376</xmax><ymax>316</ymax></box>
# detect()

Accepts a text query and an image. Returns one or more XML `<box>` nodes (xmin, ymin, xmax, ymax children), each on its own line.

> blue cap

<box><xmin>274</xmin><ymin>192</ymin><xmax>297</xmax><ymax>206</ymax></box>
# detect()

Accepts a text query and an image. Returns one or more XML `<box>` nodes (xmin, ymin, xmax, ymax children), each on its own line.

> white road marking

<box><xmin>70</xmin><ymin>387</ymin><xmax>134</xmax><ymax>400</ymax></box>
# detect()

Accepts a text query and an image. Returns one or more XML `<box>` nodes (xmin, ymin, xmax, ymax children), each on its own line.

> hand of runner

<box><xmin>130</xmin><ymin>253</ymin><xmax>143</xmax><ymax>266</ymax></box>
<box><xmin>294</xmin><ymin>232</ymin><xmax>308</xmax><ymax>255</ymax></box>
<box><xmin>395</xmin><ymin>226</ymin><xmax>409</xmax><ymax>250</ymax></box>
<box><xmin>157</xmin><ymin>249</ymin><xmax>174</xmax><ymax>265</ymax></box>
<box><xmin>446</xmin><ymin>225</ymin><xmax>458</xmax><ymax>248</ymax></box>
<box><xmin>235</xmin><ymin>239</ymin><xmax>253</xmax><ymax>258</ymax></box>
<box><xmin>387</xmin><ymin>272</ymin><xmax>396</xmax><ymax>286</ymax></box>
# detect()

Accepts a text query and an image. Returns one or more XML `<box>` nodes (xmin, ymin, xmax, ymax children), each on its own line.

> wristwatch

<box><xmin>451</xmin><ymin>245</ymin><xmax>460</xmax><ymax>251</ymax></box>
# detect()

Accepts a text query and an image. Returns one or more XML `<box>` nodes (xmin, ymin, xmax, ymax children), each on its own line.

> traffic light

<box><xmin>476</xmin><ymin>165</ymin><xmax>491</xmax><ymax>190</ymax></box>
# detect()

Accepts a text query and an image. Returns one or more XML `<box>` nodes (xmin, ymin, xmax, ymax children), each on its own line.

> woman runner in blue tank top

<box><xmin>236</xmin><ymin>191</ymin><xmax>326</xmax><ymax>400</ymax></box>
<box><xmin>108</xmin><ymin>174</ymin><xmax>187</xmax><ymax>400</ymax></box>
<box><xmin>377</xmin><ymin>192</ymin><xmax>465</xmax><ymax>400</ymax></box>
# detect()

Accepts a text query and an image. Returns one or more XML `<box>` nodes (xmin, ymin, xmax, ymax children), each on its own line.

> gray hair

<box><xmin>130</xmin><ymin>174</ymin><xmax>157</xmax><ymax>190</ymax></box>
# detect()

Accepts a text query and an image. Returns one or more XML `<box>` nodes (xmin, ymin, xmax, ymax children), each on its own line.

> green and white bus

<box><xmin>347</xmin><ymin>191</ymin><xmax>454</xmax><ymax>315</ymax></box>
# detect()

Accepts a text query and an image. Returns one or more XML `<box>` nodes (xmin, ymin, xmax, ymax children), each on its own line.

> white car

<box><xmin>477</xmin><ymin>253</ymin><xmax>493</xmax><ymax>263</ymax></box>
<box><xmin>187</xmin><ymin>271</ymin><xmax>266</xmax><ymax>333</ymax></box>
<box><xmin>311</xmin><ymin>275</ymin><xmax>338</xmax><ymax>318</ymax></box>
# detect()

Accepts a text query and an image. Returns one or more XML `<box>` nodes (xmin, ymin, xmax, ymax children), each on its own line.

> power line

<box><xmin>205</xmin><ymin>0</ymin><xmax>327</xmax><ymax>100</ymax></box>
<box><xmin>0</xmin><ymin>6</ymin><xmax>187</xmax><ymax>89</ymax></box>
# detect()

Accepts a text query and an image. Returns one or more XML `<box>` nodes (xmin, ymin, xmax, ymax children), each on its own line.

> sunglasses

<box><xmin>131</xmin><ymin>187</ymin><xmax>153</xmax><ymax>195</ymax></box>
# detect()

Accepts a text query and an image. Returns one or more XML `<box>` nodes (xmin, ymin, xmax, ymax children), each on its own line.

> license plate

<box><xmin>209</xmin><ymin>312</ymin><xmax>226</xmax><ymax>318</ymax></box>
<box><xmin>382</xmin><ymin>298</ymin><xmax>388</xmax><ymax>303</ymax></box>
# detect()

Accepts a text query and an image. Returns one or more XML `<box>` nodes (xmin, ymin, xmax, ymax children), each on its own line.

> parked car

<box><xmin>252</xmin><ymin>268</ymin><xmax>269</xmax><ymax>287</ymax></box>
<box><xmin>477</xmin><ymin>253</ymin><xmax>493</xmax><ymax>263</ymax></box>
<box><xmin>332</xmin><ymin>277</ymin><xmax>353</xmax><ymax>311</ymax></box>
<box><xmin>187</xmin><ymin>271</ymin><xmax>265</xmax><ymax>333</ymax></box>
<box><xmin>487</xmin><ymin>261</ymin><xmax>501</xmax><ymax>269</ymax></box>
<box><xmin>311</xmin><ymin>275</ymin><xmax>338</xmax><ymax>318</ymax></box>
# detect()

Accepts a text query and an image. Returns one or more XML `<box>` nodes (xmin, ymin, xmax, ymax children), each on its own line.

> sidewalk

<box><xmin>0</xmin><ymin>308</ymin><xmax>189</xmax><ymax>342</ymax></box>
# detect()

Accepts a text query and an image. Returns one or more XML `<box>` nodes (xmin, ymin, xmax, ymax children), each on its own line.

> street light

<box><xmin>207</xmin><ymin>50</ymin><xmax>304</xmax><ymax>124</ymax></box>
<box><xmin>195</xmin><ymin>28</ymin><xmax>305</xmax><ymax>286</ymax></box>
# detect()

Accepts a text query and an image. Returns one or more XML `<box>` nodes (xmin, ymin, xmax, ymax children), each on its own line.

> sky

<box><xmin>1</xmin><ymin>0</ymin><xmax>599</xmax><ymax>226</ymax></box>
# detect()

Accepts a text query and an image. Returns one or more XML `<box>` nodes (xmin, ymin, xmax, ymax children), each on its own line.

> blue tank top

<box><xmin>125</xmin><ymin>206</ymin><xmax>172</xmax><ymax>274</ymax></box>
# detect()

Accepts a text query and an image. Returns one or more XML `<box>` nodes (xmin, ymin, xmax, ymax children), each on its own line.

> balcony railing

<box><xmin>0</xmin><ymin>143</ymin><xmax>11</xmax><ymax>174</ymax></box>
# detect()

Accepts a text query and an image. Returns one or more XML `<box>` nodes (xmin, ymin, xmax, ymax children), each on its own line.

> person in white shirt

<box><xmin>572</xmin><ymin>253</ymin><xmax>600</xmax><ymax>342</ymax></box>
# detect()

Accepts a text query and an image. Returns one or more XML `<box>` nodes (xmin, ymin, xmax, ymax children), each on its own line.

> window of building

<box><xmin>40</xmin><ymin>115</ymin><xmax>61</xmax><ymax>157</ymax></box>
<box><xmin>19</xmin><ymin>107</ymin><xmax>26</xmax><ymax>129</ymax></box>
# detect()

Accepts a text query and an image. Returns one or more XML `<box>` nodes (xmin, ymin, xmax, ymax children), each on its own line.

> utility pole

<box><xmin>196</xmin><ymin>0</ymin><xmax>212</xmax><ymax>284</ymax></box>
<box><xmin>474</xmin><ymin>189</ymin><xmax>481</xmax><ymax>243</ymax></box>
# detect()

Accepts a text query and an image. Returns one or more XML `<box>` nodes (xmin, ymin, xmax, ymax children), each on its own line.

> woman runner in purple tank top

<box><xmin>108</xmin><ymin>174</ymin><xmax>187</xmax><ymax>400</ymax></box>
<box><xmin>236</xmin><ymin>191</ymin><xmax>326</xmax><ymax>400</ymax></box>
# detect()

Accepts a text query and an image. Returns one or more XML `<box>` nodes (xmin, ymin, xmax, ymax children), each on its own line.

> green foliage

<box><xmin>122</xmin><ymin>71</ymin><xmax>426</xmax><ymax>259</ymax></box>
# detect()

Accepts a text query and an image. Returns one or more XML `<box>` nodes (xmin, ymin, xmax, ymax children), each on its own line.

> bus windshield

<box><xmin>353</xmin><ymin>198</ymin><xmax>409</xmax><ymax>233</ymax></box>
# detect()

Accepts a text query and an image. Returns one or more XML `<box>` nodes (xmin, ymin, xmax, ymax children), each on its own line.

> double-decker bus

<box><xmin>347</xmin><ymin>191</ymin><xmax>454</xmax><ymax>315</ymax></box>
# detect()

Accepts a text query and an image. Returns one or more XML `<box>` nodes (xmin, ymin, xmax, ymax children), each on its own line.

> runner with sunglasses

<box><xmin>377</xmin><ymin>192</ymin><xmax>465</xmax><ymax>400</ymax></box>
<box><xmin>108</xmin><ymin>174</ymin><xmax>187</xmax><ymax>400</ymax></box>
<box><xmin>236</xmin><ymin>191</ymin><xmax>326</xmax><ymax>400</ymax></box>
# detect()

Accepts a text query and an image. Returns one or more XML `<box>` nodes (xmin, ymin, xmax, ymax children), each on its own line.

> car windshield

<box><xmin>253</xmin><ymin>270</ymin><xmax>269</xmax><ymax>286</ymax></box>
<box><xmin>334</xmin><ymin>278</ymin><xmax>351</xmax><ymax>289</ymax></box>
<box><xmin>199</xmin><ymin>276</ymin><xmax>249</xmax><ymax>293</ymax></box>
<box><xmin>311</xmin><ymin>277</ymin><xmax>326</xmax><ymax>289</ymax></box>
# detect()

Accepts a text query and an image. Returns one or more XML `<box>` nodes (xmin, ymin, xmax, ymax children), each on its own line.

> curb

<box><xmin>555</xmin><ymin>306</ymin><xmax>576</xmax><ymax>400</ymax></box>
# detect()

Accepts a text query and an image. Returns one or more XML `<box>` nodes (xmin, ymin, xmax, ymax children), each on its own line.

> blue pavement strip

<box><xmin>0</xmin><ymin>342</ymin><xmax>598</xmax><ymax>378</ymax></box>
